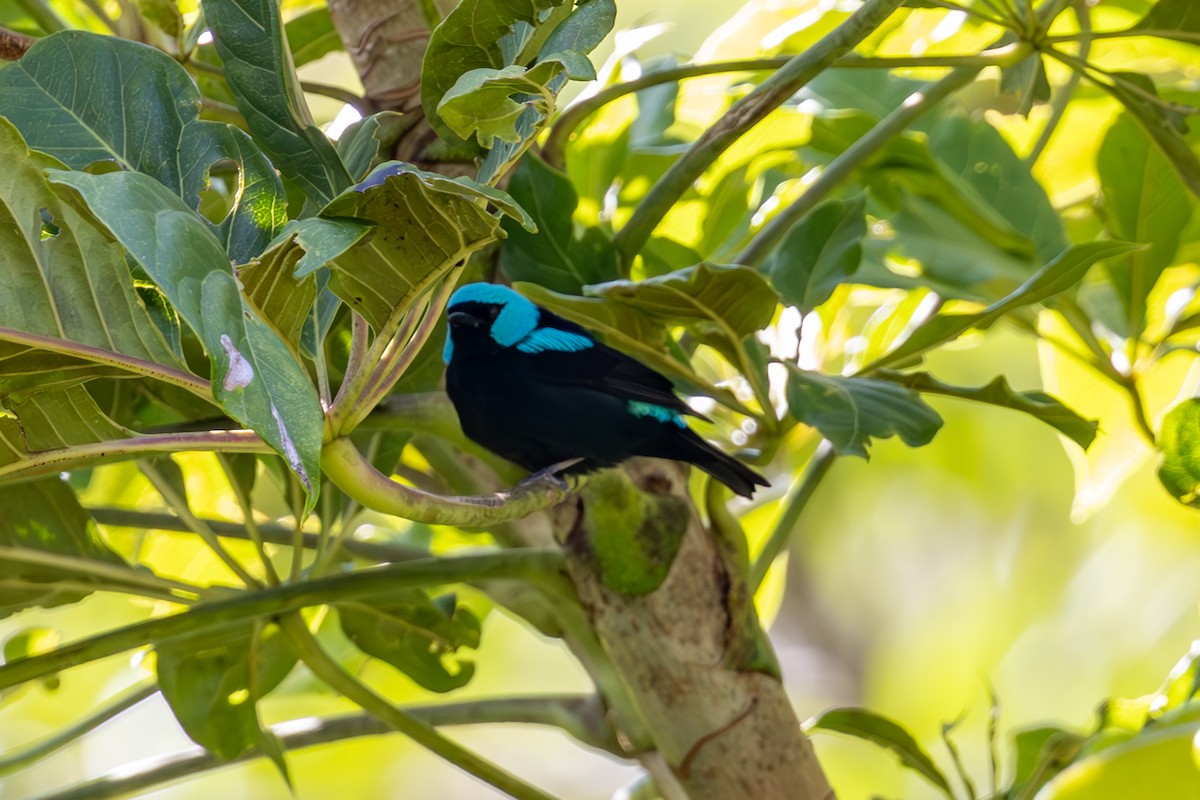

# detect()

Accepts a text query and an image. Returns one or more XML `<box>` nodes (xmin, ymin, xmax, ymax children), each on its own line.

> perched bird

<box><xmin>442</xmin><ymin>282</ymin><xmax>769</xmax><ymax>498</ymax></box>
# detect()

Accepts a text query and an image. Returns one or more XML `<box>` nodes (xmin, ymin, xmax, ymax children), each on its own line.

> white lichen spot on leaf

<box><xmin>219</xmin><ymin>334</ymin><xmax>255</xmax><ymax>391</ymax></box>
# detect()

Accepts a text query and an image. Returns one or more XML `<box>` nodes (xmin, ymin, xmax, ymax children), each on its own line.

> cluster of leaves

<box><xmin>806</xmin><ymin>639</ymin><xmax>1200</xmax><ymax>800</ymax></box>
<box><xmin>0</xmin><ymin>0</ymin><xmax>1197</xmax><ymax>796</ymax></box>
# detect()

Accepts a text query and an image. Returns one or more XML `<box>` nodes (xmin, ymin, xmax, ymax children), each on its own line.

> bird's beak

<box><xmin>448</xmin><ymin>311</ymin><xmax>483</xmax><ymax>329</ymax></box>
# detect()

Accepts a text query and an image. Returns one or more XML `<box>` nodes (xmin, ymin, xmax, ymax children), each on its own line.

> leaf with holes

<box><xmin>49</xmin><ymin>169</ymin><xmax>324</xmax><ymax>510</ymax></box>
<box><xmin>786</xmin><ymin>367</ymin><xmax>942</xmax><ymax>457</ymax></box>
<box><xmin>157</xmin><ymin>622</ymin><xmax>296</xmax><ymax>765</ymax></box>
<box><xmin>0</xmin><ymin>31</ymin><xmax>287</xmax><ymax>258</ymax></box>
<box><xmin>0</xmin><ymin>118</ymin><xmax>190</xmax><ymax>397</ymax></box>
<box><xmin>339</xmin><ymin>591</ymin><xmax>480</xmax><ymax>692</ymax></box>
<box><xmin>201</xmin><ymin>0</ymin><xmax>351</xmax><ymax>205</ymax></box>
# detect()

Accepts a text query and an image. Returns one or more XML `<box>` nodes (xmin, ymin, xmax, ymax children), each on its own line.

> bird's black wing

<box><xmin>524</xmin><ymin>310</ymin><xmax>704</xmax><ymax>418</ymax></box>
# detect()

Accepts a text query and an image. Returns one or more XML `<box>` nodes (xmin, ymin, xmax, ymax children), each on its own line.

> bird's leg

<box><xmin>513</xmin><ymin>458</ymin><xmax>584</xmax><ymax>494</ymax></box>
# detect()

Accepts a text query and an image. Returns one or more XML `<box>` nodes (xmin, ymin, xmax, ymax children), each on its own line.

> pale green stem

<box><xmin>13</xmin><ymin>0</ymin><xmax>64</xmax><ymax>32</ymax></box>
<box><xmin>0</xmin><ymin>430</ymin><xmax>271</xmax><ymax>484</ymax></box>
<box><xmin>277</xmin><ymin>614</ymin><xmax>565</xmax><ymax>800</ymax></box>
<box><xmin>1043</xmin><ymin>28</ymin><xmax>1200</xmax><ymax>45</ymax></box>
<box><xmin>86</xmin><ymin>507</ymin><xmax>430</xmax><ymax>563</ymax></box>
<box><xmin>736</xmin><ymin>60</ymin><xmax>1007</xmax><ymax>267</ymax></box>
<box><xmin>321</xmin><ymin>436</ymin><xmax>579</xmax><ymax>527</ymax></box>
<box><xmin>0</xmin><ymin>550</ymin><xmax>565</xmax><ymax>691</ymax></box>
<box><xmin>0</xmin><ymin>545</ymin><xmax>208</xmax><ymax>601</ymax></box>
<box><xmin>612</xmin><ymin>0</ymin><xmax>908</xmax><ymax>268</ymax></box>
<box><xmin>0</xmin><ymin>680</ymin><xmax>159</xmax><ymax>776</ymax></box>
<box><xmin>344</xmin><ymin>266</ymin><xmax>464</xmax><ymax>433</ymax></box>
<box><xmin>750</xmin><ymin>442</ymin><xmax>837</xmax><ymax>591</ymax></box>
<box><xmin>36</xmin><ymin>698</ymin><xmax>618</xmax><ymax>800</ymax></box>
<box><xmin>0</xmin><ymin>578</ymin><xmax>190</xmax><ymax>606</ymax></box>
<box><xmin>139</xmin><ymin>461</ymin><xmax>261</xmax><ymax>588</ymax></box>
<box><xmin>1026</xmin><ymin>2</ymin><xmax>1090</xmax><ymax>166</ymax></box>
<box><xmin>215</xmin><ymin>453</ymin><xmax>281</xmax><ymax>586</ymax></box>
<box><xmin>0</xmin><ymin>328</ymin><xmax>213</xmax><ymax>399</ymax></box>
<box><xmin>544</xmin><ymin>52</ymin><xmax>1018</xmax><ymax>168</ymax></box>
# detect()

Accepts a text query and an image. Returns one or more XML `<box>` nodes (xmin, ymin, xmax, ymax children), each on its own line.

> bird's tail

<box><xmin>675</xmin><ymin>433</ymin><xmax>770</xmax><ymax>499</ymax></box>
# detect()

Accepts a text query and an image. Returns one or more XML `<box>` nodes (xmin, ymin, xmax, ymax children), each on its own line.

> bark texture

<box><xmin>555</xmin><ymin>461</ymin><xmax>834</xmax><ymax>800</ymax></box>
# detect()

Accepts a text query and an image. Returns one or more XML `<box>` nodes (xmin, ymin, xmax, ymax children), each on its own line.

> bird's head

<box><xmin>442</xmin><ymin>283</ymin><xmax>594</xmax><ymax>363</ymax></box>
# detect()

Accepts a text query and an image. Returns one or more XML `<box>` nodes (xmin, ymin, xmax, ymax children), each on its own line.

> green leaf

<box><xmin>1104</xmin><ymin>73</ymin><xmax>1200</xmax><ymax>204</ymax></box>
<box><xmin>201</xmin><ymin>0</ymin><xmax>352</xmax><ymax>205</ymax></box>
<box><xmin>0</xmin><ymin>118</ymin><xmax>188</xmax><ymax>395</ymax></box>
<box><xmin>317</xmin><ymin>162</ymin><xmax>523</xmax><ymax>334</ymax></box>
<box><xmin>499</xmin><ymin>155</ymin><xmax>620</xmax><ymax>294</ymax></box>
<box><xmin>867</xmin><ymin>241</ymin><xmax>1145</xmax><ymax>372</ymax></box>
<box><xmin>0</xmin><ymin>31</ymin><xmax>287</xmax><ymax>254</ymax></box>
<box><xmin>420</xmin><ymin>0</ymin><xmax>569</xmax><ymax>145</ymax></box>
<box><xmin>587</xmin><ymin>263</ymin><xmax>779</xmax><ymax>339</ymax></box>
<box><xmin>1009</xmin><ymin>725</ymin><xmax>1087</xmax><ymax>797</ymax></box>
<box><xmin>767</xmin><ymin>195</ymin><xmax>866</xmax><ymax>312</ymax></box>
<box><xmin>999</xmin><ymin>50</ymin><xmax>1051</xmax><ymax>118</ymax></box>
<box><xmin>136</xmin><ymin>0</ymin><xmax>183</xmax><ymax>38</ymax></box>
<box><xmin>0</xmin><ymin>418</ymin><xmax>127</xmax><ymax>620</ymax></box>
<box><xmin>1036</xmin><ymin>723</ymin><xmax>1200</xmax><ymax>800</ymax></box>
<box><xmin>806</xmin><ymin>706</ymin><xmax>955</xmax><ymax>797</ymax></box>
<box><xmin>877</xmin><ymin>371</ymin><xmax>1098</xmax><ymax>450</ymax></box>
<box><xmin>1158</xmin><ymin>398</ymin><xmax>1200</xmax><ymax>507</ymax></box>
<box><xmin>49</xmin><ymin>170</ymin><xmax>324</xmax><ymax>509</ymax></box>
<box><xmin>515</xmin><ymin>282</ymin><xmax>752</xmax><ymax>414</ymax></box>
<box><xmin>285</xmin><ymin>5</ymin><xmax>342</xmax><ymax>68</ymax></box>
<box><xmin>1097</xmin><ymin>112</ymin><xmax>1195</xmax><ymax>335</ymax></box>
<box><xmin>335</xmin><ymin>112</ymin><xmax>413</xmax><ymax>182</ymax></box>
<box><xmin>339</xmin><ymin>591</ymin><xmax>480</xmax><ymax>692</ymax></box>
<box><xmin>438</xmin><ymin>59</ymin><xmax>577</xmax><ymax>149</ymax></box>
<box><xmin>786</xmin><ymin>367</ymin><xmax>942</xmax><ymax>457</ymax></box>
<box><xmin>539</xmin><ymin>0</ymin><xmax>615</xmax><ymax>68</ymax></box>
<box><xmin>157</xmin><ymin>622</ymin><xmax>296</xmax><ymax>762</ymax></box>
<box><xmin>1136</xmin><ymin>0</ymin><xmax>1200</xmax><ymax>40</ymax></box>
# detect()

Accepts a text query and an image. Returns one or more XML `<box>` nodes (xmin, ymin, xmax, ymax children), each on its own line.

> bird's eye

<box><xmin>488</xmin><ymin>306</ymin><xmax>501</xmax><ymax>321</ymax></box>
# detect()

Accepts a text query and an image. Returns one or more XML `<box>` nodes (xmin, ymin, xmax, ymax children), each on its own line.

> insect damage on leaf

<box><xmin>271</xmin><ymin>402</ymin><xmax>311</xmax><ymax>492</ymax></box>
<box><xmin>219</xmin><ymin>334</ymin><xmax>255</xmax><ymax>391</ymax></box>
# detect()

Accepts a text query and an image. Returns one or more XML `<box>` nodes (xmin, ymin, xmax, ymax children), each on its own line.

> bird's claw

<box><xmin>515</xmin><ymin>458</ymin><xmax>583</xmax><ymax>494</ymax></box>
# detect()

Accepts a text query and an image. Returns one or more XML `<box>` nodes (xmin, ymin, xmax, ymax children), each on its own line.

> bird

<box><xmin>441</xmin><ymin>282</ymin><xmax>769</xmax><ymax>498</ymax></box>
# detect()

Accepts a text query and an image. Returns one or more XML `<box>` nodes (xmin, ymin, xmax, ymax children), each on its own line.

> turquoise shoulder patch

<box><xmin>517</xmin><ymin>328</ymin><xmax>594</xmax><ymax>353</ymax></box>
<box><xmin>628</xmin><ymin>400</ymin><xmax>687</xmax><ymax>428</ymax></box>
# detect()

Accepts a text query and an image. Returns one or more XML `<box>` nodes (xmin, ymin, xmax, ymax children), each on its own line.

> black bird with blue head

<box><xmin>442</xmin><ymin>283</ymin><xmax>769</xmax><ymax>498</ymax></box>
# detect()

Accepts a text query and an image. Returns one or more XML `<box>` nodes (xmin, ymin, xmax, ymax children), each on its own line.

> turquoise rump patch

<box><xmin>628</xmin><ymin>400</ymin><xmax>687</xmax><ymax>428</ymax></box>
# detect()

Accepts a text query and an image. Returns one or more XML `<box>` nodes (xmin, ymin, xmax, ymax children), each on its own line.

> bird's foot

<box><xmin>514</xmin><ymin>458</ymin><xmax>584</xmax><ymax>495</ymax></box>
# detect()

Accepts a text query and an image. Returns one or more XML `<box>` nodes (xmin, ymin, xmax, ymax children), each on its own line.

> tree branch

<box><xmin>611</xmin><ymin>0</ymin><xmax>907</xmax><ymax>269</ymax></box>
<box><xmin>0</xmin><ymin>550</ymin><xmax>566</xmax><ymax>692</ymax></box>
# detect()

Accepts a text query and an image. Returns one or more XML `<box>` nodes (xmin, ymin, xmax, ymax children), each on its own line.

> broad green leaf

<box><xmin>420</xmin><ymin>0</ymin><xmax>568</xmax><ymax>145</ymax></box>
<box><xmin>515</xmin><ymin>282</ymin><xmax>752</xmax><ymax>415</ymax></box>
<box><xmin>0</xmin><ymin>118</ymin><xmax>187</xmax><ymax>394</ymax></box>
<box><xmin>335</xmin><ymin>112</ymin><xmax>413</xmax><ymax>182</ymax></box>
<box><xmin>201</xmin><ymin>0</ymin><xmax>352</xmax><ymax>204</ymax></box>
<box><xmin>49</xmin><ymin>170</ymin><xmax>324</xmax><ymax>508</ymax></box>
<box><xmin>318</xmin><ymin>162</ymin><xmax>525</xmax><ymax>334</ymax></box>
<box><xmin>339</xmin><ymin>591</ymin><xmax>480</xmax><ymax>692</ymax></box>
<box><xmin>285</xmin><ymin>5</ymin><xmax>342</xmax><ymax>67</ymax></box>
<box><xmin>0</xmin><ymin>31</ymin><xmax>287</xmax><ymax>256</ymax></box>
<box><xmin>1104</xmin><ymin>73</ymin><xmax>1200</xmax><ymax>203</ymax></box>
<box><xmin>157</xmin><ymin>622</ymin><xmax>296</xmax><ymax>763</ymax></box>
<box><xmin>866</xmin><ymin>241</ymin><xmax>1145</xmax><ymax>372</ymax></box>
<box><xmin>805</xmin><ymin>707</ymin><xmax>954</xmax><ymax>797</ymax></box>
<box><xmin>500</xmin><ymin>155</ymin><xmax>620</xmax><ymax>294</ymax></box>
<box><xmin>1136</xmin><ymin>0</ymin><xmax>1200</xmax><ymax>41</ymax></box>
<box><xmin>438</xmin><ymin>58</ymin><xmax>580</xmax><ymax>149</ymax></box>
<box><xmin>5</xmin><ymin>385</ymin><xmax>131</xmax><ymax>452</ymax></box>
<box><xmin>767</xmin><ymin>195</ymin><xmax>866</xmax><ymax>312</ymax></box>
<box><xmin>587</xmin><ymin>263</ymin><xmax>779</xmax><ymax>338</ymax></box>
<box><xmin>1036</xmin><ymin>723</ymin><xmax>1200</xmax><ymax>800</ymax></box>
<box><xmin>1158</xmin><ymin>398</ymin><xmax>1200</xmax><ymax>507</ymax></box>
<box><xmin>786</xmin><ymin>367</ymin><xmax>943</xmax><ymax>457</ymax></box>
<box><xmin>0</xmin><ymin>418</ymin><xmax>127</xmax><ymax>620</ymax></box>
<box><xmin>1009</xmin><ymin>726</ymin><xmax>1086</xmax><ymax>797</ymax></box>
<box><xmin>877</xmin><ymin>371</ymin><xmax>1098</xmax><ymax>450</ymax></box>
<box><xmin>1097</xmin><ymin>112</ymin><xmax>1195</xmax><ymax>335</ymax></box>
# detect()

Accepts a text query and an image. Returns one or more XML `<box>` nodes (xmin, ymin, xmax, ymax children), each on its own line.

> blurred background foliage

<box><xmin>0</xmin><ymin>0</ymin><xmax>1199</xmax><ymax>798</ymax></box>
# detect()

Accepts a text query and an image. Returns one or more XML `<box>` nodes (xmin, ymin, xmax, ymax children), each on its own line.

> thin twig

<box><xmin>1026</xmin><ymin>1</ymin><xmax>1091</xmax><ymax>165</ymax></box>
<box><xmin>0</xmin><ymin>26</ymin><xmax>35</xmax><ymax>60</ymax></box>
